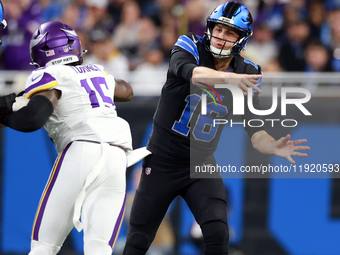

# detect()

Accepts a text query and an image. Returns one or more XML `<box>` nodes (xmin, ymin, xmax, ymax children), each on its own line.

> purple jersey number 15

<box><xmin>80</xmin><ymin>77</ymin><xmax>114</xmax><ymax>108</ymax></box>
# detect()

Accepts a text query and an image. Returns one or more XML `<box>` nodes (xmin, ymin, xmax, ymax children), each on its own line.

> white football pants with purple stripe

<box><xmin>28</xmin><ymin>141</ymin><xmax>126</xmax><ymax>255</ymax></box>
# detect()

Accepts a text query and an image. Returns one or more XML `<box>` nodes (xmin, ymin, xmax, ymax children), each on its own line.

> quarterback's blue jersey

<box><xmin>146</xmin><ymin>33</ymin><xmax>264</xmax><ymax>167</ymax></box>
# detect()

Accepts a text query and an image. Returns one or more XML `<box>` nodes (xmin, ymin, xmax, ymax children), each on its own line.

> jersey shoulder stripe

<box><xmin>25</xmin><ymin>72</ymin><xmax>58</xmax><ymax>98</ymax></box>
<box><xmin>243</xmin><ymin>58</ymin><xmax>259</xmax><ymax>70</ymax></box>
<box><xmin>174</xmin><ymin>34</ymin><xmax>200</xmax><ymax>65</ymax></box>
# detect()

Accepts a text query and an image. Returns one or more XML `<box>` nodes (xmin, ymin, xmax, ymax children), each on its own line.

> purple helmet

<box><xmin>30</xmin><ymin>21</ymin><xmax>83</xmax><ymax>67</ymax></box>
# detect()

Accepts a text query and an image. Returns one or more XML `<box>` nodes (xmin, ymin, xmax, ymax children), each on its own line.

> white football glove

<box><xmin>12</xmin><ymin>96</ymin><xmax>29</xmax><ymax>111</ymax></box>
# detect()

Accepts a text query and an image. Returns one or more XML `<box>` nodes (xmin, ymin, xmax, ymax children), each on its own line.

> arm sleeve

<box><xmin>0</xmin><ymin>93</ymin><xmax>16</xmax><ymax>116</ymax></box>
<box><xmin>169</xmin><ymin>50</ymin><xmax>198</xmax><ymax>82</ymax></box>
<box><xmin>4</xmin><ymin>95</ymin><xmax>53</xmax><ymax>132</ymax></box>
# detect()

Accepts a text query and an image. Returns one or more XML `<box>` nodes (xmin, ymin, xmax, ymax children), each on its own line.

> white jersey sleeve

<box><xmin>25</xmin><ymin>64</ymin><xmax>132</xmax><ymax>153</ymax></box>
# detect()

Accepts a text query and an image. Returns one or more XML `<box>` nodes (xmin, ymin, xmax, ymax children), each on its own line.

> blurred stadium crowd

<box><xmin>0</xmin><ymin>0</ymin><xmax>339</xmax><ymax>95</ymax></box>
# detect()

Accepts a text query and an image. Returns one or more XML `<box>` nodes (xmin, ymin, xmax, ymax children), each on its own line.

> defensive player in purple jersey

<box><xmin>0</xmin><ymin>20</ymin><xmax>140</xmax><ymax>254</ymax></box>
<box><xmin>123</xmin><ymin>2</ymin><xmax>310</xmax><ymax>255</ymax></box>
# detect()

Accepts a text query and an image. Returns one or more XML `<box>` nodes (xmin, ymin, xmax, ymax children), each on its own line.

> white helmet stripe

<box><xmin>30</xmin><ymin>32</ymin><xmax>48</xmax><ymax>50</ymax></box>
<box><xmin>60</xmin><ymin>28</ymin><xmax>78</xmax><ymax>37</ymax></box>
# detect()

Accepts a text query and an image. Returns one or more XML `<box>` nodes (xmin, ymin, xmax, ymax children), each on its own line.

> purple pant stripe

<box><xmin>109</xmin><ymin>193</ymin><xmax>127</xmax><ymax>248</ymax></box>
<box><xmin>32</xmin><ymin>142</ymin><xmax>73</xmax><ymax>240</ymax></box>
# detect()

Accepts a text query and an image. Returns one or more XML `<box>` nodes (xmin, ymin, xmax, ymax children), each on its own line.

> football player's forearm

<box><xmin>4</xmin><ymin>95</ymin><xmax>53</xmax><ymax>132</ymax></box>
<box><xmin>114</xmin><ymin>79</ymin><xmax>133</xmax><ymax>102</ymax></box>
<box><xmin>192</xmin><ymin>67</ymin><xmax>262</xmax><ymax>93</ymax></box>
<box><xmin>192</xmin><ymin>67</ymin><xmax>228</xmax><ymax>87</ymax></box>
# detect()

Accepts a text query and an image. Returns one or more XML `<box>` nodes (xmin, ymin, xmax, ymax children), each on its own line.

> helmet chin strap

<box><xmin>210</xmin><ymin>45</ymin><xmax>233</xmax><ymax>58</ymax></box>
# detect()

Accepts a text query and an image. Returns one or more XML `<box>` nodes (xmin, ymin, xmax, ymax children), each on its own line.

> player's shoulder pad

<box><xmin>25</xmin><ymin>66</ymin><xmax>59</xmax><ymax>99</ymax></box>
<box><xmin>171</xmin><ymin>32</ymin><xmax>203</xmax><ymax>65</ymax></box>
<box><xmin>243</xmin><ymin>58</ymin><xmax>259</xmax><ymax>70</ymax></box>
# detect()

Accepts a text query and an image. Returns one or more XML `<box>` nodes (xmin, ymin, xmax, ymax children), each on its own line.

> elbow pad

<box><xmin>4</xmin><ymin>95</ymin><xmax>53</xmax><ymax>132</ymax></box>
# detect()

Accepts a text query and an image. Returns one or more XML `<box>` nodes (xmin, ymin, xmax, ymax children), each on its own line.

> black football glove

<box><xmin>0</xmin><ymin>93</ymin><xmax>16</xmax><ymax>123</ymax></box>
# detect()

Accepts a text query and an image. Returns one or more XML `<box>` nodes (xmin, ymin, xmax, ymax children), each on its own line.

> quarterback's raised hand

<box><xmin>224</xmin><ymin>72</ymin><xmax>262</xmax><ymax>95</ymax></box>
<box><xmin>251</xmin><ymin>130</ymin><xmax>310</xmax><ymax>164</ymax></box>
<box><xmin>271</xmin><ymin>134</ymin><xmax>310</xmax><ymax>164</ymax></box>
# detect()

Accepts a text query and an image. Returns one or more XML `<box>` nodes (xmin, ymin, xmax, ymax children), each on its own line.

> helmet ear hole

<box><xmin>41</xmin><ymin>45</ymin><xmax>49</xmax><ymax>51</ymax></box>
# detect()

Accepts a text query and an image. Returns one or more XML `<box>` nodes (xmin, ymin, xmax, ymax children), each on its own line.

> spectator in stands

<box><xmin>307</xmin><ymin>0</ymin><xmax>327</xmax><ymax>40</ymax></box>
<box><xmin>283</xmin><ymin>5</ymin><xmax>304</xmax><ymax>25</ymax></box>
<box><xmin>1</xmin><ymin>0</ymin><xmax>338</xmax><ymax>74</ymax></box>
<box><xmin>71</xmin><ymin>0</ymin><xmax>89</xmax><ymax>30</ymax></box>
<box><xmin>158</xmin><ymin>23</ymin><xmax>177</xmax><ymax>62</ymax></box>
<box><xmin>254</xmin><ymin>1</ymin><xmax>287</xmax><ymax>40</ymax></box>
<box><xmin>262</xmin><ymin>59</ymin><xmax>283</xmax><ymax>73</ymax></box>
<box><xmin>155</xmin><ymin>0</ymin><xmax>177</xmax><ymax>27</ymax></box>
<box><xmin>0</xmin><ymin>0</ymin><xmax>42</xmax><ymax>70</ymax></box>
<box><xmin>278</xmin><ymin>19</ymin><xmax>310</xmax><ymax>71</ymax></box>
<box><xmin>133</xmin><ymin>17</ymin><xmax>160</xmax><ymax>68</ymax></box>
<box><xmin>242</xmin><ymin>22</ymin><xmax>279</xmax><ymax>71</ymax></box>
<box><xmin>39</xmin><ymin>0</ymin><xmax>65</xmax><ymax>22</ymax></box>
<box><xmin>83</xmin><ymin>0</ymin><xmax>113</xmax><ymax>34</ymax></box>
<box><xmin>107</xmin><ymin>0</ymin><xmax>126</xmax><ymax>28</ymax></box>
<box><xmin>185</xmin><ymin>0</ymin><xmax>206</xmax><ymax>36</ymax></box>
<box><xmin>320</xmin><ymin>5</ymin><xmax>340</xmax><ymax>72</ymax></box>
<box><xmin>284</xmin><ymin>0</ymin><xmax>308</xmax><ymax>23</ymax></box>
<box><xmin>302</xmin><ymin>39</ymin><xmax>333</xmax><ymax>91</ymax></box>
<box><xmin>83</xmin><ymin>29</ymin><xmax>129</xmax><ymax>81</ymax></box>
<box><xmin>76</xmin><ymin>29</ymin><xmax>90</xmax><ymax>57</ymax></box>
<box><xmin>60</xmin><ymin>3</ymin><xmax>80</xmax><ymax>30</ymax></box>
<box><xmin>319</xmin><ymin>3</ymin><xmax>339</xmax><ymax>47</ymax></box>
<box><xmin>113</xmin><ymin>1</ymin><xmax>142</xmax><ymax>62</ymax></box>
<box><xmin>137</xmin><ymin>0</ymin><xmax>161</xmax><ymax>27</ymax></box>
<box><xmin>304</xmin><ymin>40</ymin><xmax>332</xmax><ymax>72</ymax></box>
<box><xmin>130</xmin><ymin>46</ymin><xmax>167</xmax><ymax>97</ymax></box>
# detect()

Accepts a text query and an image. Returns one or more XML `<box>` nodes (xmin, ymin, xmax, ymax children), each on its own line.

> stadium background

<box><xmin>0</xmin><ymin>0</ymin><xmax>340</xmax><ymax>254</ymax></box>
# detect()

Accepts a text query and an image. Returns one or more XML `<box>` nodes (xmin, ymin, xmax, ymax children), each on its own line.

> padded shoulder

<box><xmin>172</xmin><ymin>33</ymin><xmax>203</xmax><ymax>65</ymax></box>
